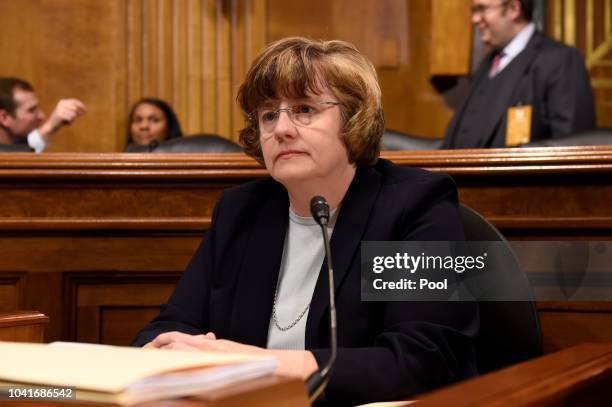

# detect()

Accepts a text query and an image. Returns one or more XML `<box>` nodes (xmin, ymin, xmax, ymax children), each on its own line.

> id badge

<box><xmin>505</xmin><ymin>105</ymin><xmax>532</xmax><ymax>146</ymax></box>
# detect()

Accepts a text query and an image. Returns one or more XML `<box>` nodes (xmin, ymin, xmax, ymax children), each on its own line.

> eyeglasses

<box><xmin>471</xmin><ymin>1</ymin><xmax>509</xmax><ymax>16</ymax></box>
<box><xmin>247</xmin><ymin>100</ymin><xmax>341</xmax><ymax>134</ymax></box>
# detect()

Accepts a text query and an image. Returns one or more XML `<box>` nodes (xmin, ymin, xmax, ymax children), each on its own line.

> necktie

<box><xmin>489</xmin><ymin>52</ymin><xmax>504</xmax><ymax>78</ymax></box>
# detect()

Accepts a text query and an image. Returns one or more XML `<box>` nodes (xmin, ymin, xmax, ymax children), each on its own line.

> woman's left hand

<box><xmin>146</xmin><ymin>331</ymin><xmax>318</xmax><ymax>379</ymax></box>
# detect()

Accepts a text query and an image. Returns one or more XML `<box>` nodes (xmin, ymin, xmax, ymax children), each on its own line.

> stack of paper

<box><xmin>0</xmin><ymin>341</ymin><xmax>277</xmax><ymax>405</ymax></box>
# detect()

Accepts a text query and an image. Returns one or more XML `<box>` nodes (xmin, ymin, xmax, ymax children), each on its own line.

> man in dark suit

<box><xmin>0</xmin><ymin>77</ymin><xmax>86</xmax><ymax>152</ymax></box>
<box><xmin>443</xmin><ymin>0</ymin><xmax>595</xmax><ymax>149</ymax></box>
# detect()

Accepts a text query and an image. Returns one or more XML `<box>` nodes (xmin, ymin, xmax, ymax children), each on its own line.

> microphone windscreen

<box><xmin>310</xmin><ymin>195</ymin><xmax>329</xmax><ymax>225</ymax></box>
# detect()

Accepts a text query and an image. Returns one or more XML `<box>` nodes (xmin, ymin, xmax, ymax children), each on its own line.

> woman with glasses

<box><xmin>133</xmin><ymin>37</ymin><xmax>478</xmax><ymax>405</ymax></box>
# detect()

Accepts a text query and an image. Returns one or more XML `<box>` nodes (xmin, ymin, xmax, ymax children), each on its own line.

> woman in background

<box><xmin>126</xmin><ymin>98</ymin><xmax>182</xmax><ymax>149</ymax></box>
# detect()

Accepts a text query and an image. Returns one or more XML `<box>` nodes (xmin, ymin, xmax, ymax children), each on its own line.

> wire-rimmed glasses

<box><xmin>247</xmin><ymin>100</ymin><xmax>341</xmax><ymax>134</ymax></box>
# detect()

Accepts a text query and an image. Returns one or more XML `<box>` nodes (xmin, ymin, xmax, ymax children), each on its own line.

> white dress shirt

<box><xmin>266</xmin><ymin>207</ymin><xmax>338</xmax><ymax>350</ymax></box>
<box><xmin>491</xmin><ymin>22</ymin><xmax>536</xmax><ymax>77</ymax></box>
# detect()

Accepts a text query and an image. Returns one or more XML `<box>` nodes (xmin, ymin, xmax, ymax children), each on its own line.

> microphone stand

<box><xmin>306</xmin><ymin>197</ymin><xmax>337</xmax><ymax>401</ymax></box>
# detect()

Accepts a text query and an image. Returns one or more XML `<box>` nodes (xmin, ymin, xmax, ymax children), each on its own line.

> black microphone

<box><xmin>147</xmin><ymin>139</ymin><xmax>160</xmax><ymax>152</ymax></box>
<box><xmin>310</xmin><ymin>195</ymin><xmax>330</xmax><ymax>226</ymax></box>
<box><xmin>306</xmin><ymin>196</ymin><xmax>337</xmax><ymax>401</ymax></box>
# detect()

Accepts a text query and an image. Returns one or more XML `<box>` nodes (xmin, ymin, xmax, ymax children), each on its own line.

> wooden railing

<box><xmin>0</xmin><ymin>311</ymin><xmax>49</xmax><ymax>342</ymax></box>
<box><xmin>0</xmin><ymin>147</ymin><xmax>611</xmax><ymax>347</ymax></box>
<box><xmin>417</xmin><ymin>343</ymin><xmax>612</xmax><ymax>406</ymax></box>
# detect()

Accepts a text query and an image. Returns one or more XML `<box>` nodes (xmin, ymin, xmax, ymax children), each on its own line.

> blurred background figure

<box><xmin>443</xmin><ymin>0</ymin><xmax>595</xmax><ymax>149</ymax></box>
<box><xmin>0</xmin><ymin>77</ymin><xmax>86</xmax><ymax>152</ymax></box>
<box><xmin>126</xmin><ymin>98</ymin><xmax>183</xmax><ymax>151</ymax></box>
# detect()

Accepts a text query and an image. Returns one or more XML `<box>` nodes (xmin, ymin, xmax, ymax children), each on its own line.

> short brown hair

<box><xmin>0</xmin><ymin>77</ymin><xmax>34</xmax><ymax>115</ymax></box>
<box><xmin>237</xmin><ymin>37</ymin><xmax>384</xmax><ymax>166</ymax></box>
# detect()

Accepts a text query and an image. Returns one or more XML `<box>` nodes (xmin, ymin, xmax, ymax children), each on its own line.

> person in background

<box><xmin>443</xmin><ymin>0</ymin><xmax>595</xmax><ymax>149</ymax></box>
<box><xmin>0</xmin><ymin>77</ymin><xmax>86</xmax><ymax>152</ymax></box>
<box><xmin>126</xmin><ymin>98</ymin><xmax>182</xmax><ymax>150</ymax></box>
<box><xmin>132</xmin><ymin>37</ymin><xmax>478</xmax><ymax>405</ymax></box>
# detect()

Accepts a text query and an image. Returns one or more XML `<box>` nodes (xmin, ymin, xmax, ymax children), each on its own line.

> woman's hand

<box><xmin>144</xmin><ymin>331</ymin><xmax>318</xmax><ymax>379</ymax></box>
<box><xmin>143</xmin><ymin>331</ymin><xmax>215</xmax><ymax>349</ymax></box>
<box><xmin>148</xmin><ymin>331</ymin><xmax>261</xmax><ymax>354</ymax></box>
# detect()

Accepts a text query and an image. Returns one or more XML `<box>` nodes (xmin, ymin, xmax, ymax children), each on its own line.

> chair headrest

<box><xmin>521</xmin><ymin>128</ymin><xmax>612</xmax><ymax>147</ymax></box>
<box><xmin>153</xmin><ymin>135</ymin><xmax>243</xmax><ymax>153</ymax></box>
<box><xmin>382</xmin><ymin>130</ymin><xmax>443</xmax><ymax>151</ymax></box>
<box><xmin>0</xmin><ymin>143</ymin><xmax>34</xmax><ymax>152</ymax></box>
<box><xmin>125</xmin><ymin>142</ymin><xmax>157</xmax><ymax>152</ymax></box>
<box><xmin>125</xmin><ymin>135</ymin><xmax>243</xmax><ymax>153</ymax></box>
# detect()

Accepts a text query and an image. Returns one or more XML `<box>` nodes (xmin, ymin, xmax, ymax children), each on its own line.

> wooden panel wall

<box><xmin>0</xmin><ymin>274</ymin><xmax>24</xmax><ymax>311</ymax></box>
<box><xmin>67</xmin><ymin>273</ymin><xmax>178</xmax><ymax>345</ymax></box>
<box><xmin>126</xmin><ymin>0</ymin><xmax>266</xmax><ymax>143</ymax></box>
<box><xmin>430</xmin><ymin>0</ymin><xmax>472</xmax><ymax>76</ymax></box>
<box><xmin>0</xmin><ymin>0</ymin><xmax>458</xmax><ymax>149</ymax></box>
<box><xmin>0</xmin><ymin>0</ymin><xmax>127</xmax><ymax>152</ymax></box>
<box><xmin>547</xmin><ymin>0</ymin><xmax>612</xmax><ymax>127</ymax></box>
<box><xmin>267</xmin><ymin>0</ymin><xmax>454</xmax><ymax>138</ymax></box>
<box><xmin>0</xmin><ymin>0</ymin><xmax>265</xmax><ymax>151</ymax></box>
<box><xmin>267</xmin><ymin>0</ymin><xmax>452</xmax><ymax>137</ymax></box>
<box><xmin>0</xmin><ymin>1</ymin><xmax>608</xmax><ymax>150</ymax></box>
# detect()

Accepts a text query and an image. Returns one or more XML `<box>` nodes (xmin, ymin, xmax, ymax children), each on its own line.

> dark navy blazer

<box><xmin>133</xmin><ymin>158</ymin><xmax>478</xmax><ymax>405</ymax></box>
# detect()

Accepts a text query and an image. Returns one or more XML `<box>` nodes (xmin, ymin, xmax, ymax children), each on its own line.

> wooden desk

<box><xmin>416</xmin><ymin>342</ymin><xmax>612</xmax><ymax>406</ymax></box>
<box><xmin>4</xmin><ymin>344</ymin><xmax>610</xmax><ymax>406</ymax></box>
<box><xmin>0</xmin><ymin>311</ymin><xmax>48</xmax><ymax>342</ymax></box>
<box><xmin>0</xmin><ymin>147</ymin><xmax>610</xmax><ymax>346</ymax></box>
<box><xmin>2</xmin><ymin>376</ymin><xmax>309</xmax><ymax>407</ymax></box>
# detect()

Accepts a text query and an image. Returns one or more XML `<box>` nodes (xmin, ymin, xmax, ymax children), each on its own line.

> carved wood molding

<box><xmin>0</xmin><ymin>147</ymin><xmax>611</xmax><ymax>178</ymax></box>
<box><xmin>538</xmin><ymin>301</ymin><xmax>612</xmax><ymax>312</ymax></box>
<box><xmin>0</xmin><ymin>274</ymin><xmax>24</xmax><ymax>285</ymax></box>
<box><xmin>0</xmin><ymin>218</ymin><xmax>211</xmax><ymax>232</ymax></box>
<box><xmin>0</xmin><ymin>148</ymin><xmax>610</xmax><ymax>234</ymax></box>
<box><xmin>0</xmin><ymin>311</ymin><xmax>49</xmax><ymax>328</ymax></box>
<box><xmin>65</xmin><ymin>272</ymin><xmax>181</xmax><ymax>342</ymax></box>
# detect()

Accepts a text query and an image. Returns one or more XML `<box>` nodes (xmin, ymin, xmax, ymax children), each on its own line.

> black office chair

<box><xmin>459</xmin><ymin>204</ymin><xmax>543</xmax><ymax>373</ymax></box>
<box><xmin>521</xmin><ymin>128</ymin><xmax>612</xmax><ymax>147</ymax></box>
<box><xmin>0</xmin><ymin>143</ymin><xmax>34</xmax><ymax>152</ymax></box>
<box><xmin>153</xmin><ymin>134</ymin><xmax>243</xmax><ymax>153</ymax></box>
<box><xmin>124</xmin><ymin>142</ymin><xmax>156</xmax><ymax>152</ymax></box>
<box><xmin>382</xmin><ymin>129</ymin><xmax>443</xmax><ymax>151</ymax></box>
<box><xmin>125</xmin><ymin>134</ymin><xmax>243</xmax><ymax>153</ymax></box>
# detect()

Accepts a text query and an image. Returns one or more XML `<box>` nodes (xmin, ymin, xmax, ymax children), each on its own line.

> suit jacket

<box><xmin>133</xmin><ymin>158</ymin><xmax>478</xmax><ymax>405</ymax></box>
<box><xmin>444</xmin><ymin>30</ymin><xmax>595</xmax><ymax>149</ymax></box>
<box><xmin>0</xmin><ymin>142</ymin><xmax>33</xmax><ymax>152</ymax></box>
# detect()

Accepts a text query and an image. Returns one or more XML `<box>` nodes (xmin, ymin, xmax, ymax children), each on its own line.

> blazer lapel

<box><xmin>230</xmin><ymin>182</ymin><xmax>288</xmax><ymax>347</ymax></box>
<box><xmin>305</xmin><ymin>165</ymin><xmax>381</xmax><ymax>347</ymax></box>
<box><xmin>445</xmin><ymin>56</ymin><xmax>490</xmax><ymax>148</ymax></box>
<box><xmin>477</xmin><ymin>32</ymin><xmax>543</xmax><ymax>147</ymax></box>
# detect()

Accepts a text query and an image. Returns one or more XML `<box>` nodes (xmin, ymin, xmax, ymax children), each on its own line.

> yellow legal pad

<box><xmin>0</xmin><ymin>341</ymin><xmax>277</xmax><ymax>405</ymax></box>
